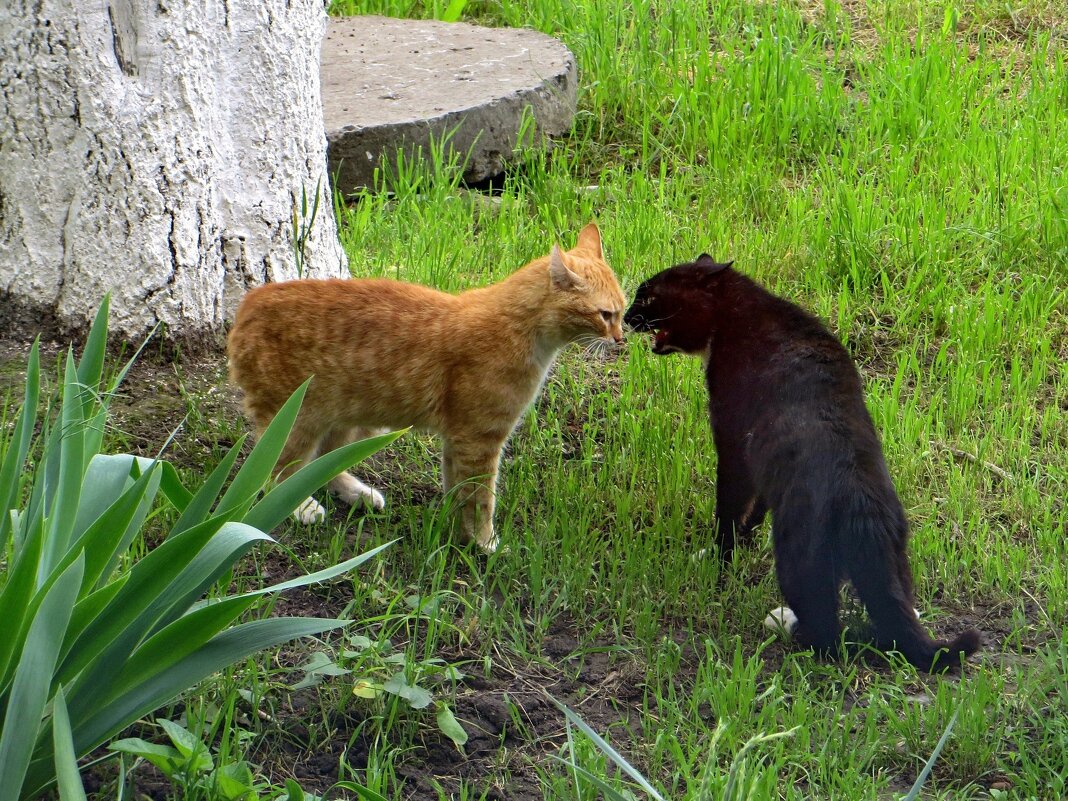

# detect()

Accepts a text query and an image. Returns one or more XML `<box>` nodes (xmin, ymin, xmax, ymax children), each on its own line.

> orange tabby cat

<box><xmin>227</xmin><ymin>223</ymin><xmax>625</xmax><ymax>552</ymax></box>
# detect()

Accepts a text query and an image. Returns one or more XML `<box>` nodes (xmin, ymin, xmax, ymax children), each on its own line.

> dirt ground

<box><xmin>0</xmin><ymin>333</ymin><xmax>671</xmax><ymax>799</ymax></box>
<box><xmin>0</xmin><ymin>332</ymin><xmax>1040</xmax><ymax>800</ymax></box>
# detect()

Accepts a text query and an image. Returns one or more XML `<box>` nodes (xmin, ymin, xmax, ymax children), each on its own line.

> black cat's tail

<box><xmin>845</xmin><ymin>516</ymin><xmax>981</xmax><ymax>672</ymax></box>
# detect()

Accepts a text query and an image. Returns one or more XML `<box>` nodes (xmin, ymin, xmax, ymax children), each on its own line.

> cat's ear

<box><xmin>695</xmin><ymin>253</ymin><xmax>733</xmax><ymax>275</ymax></box>
<box><xmin>576</xmin><ymin>223</ymin><xmax>604</xmax><ymax>258</ymax></box>
<box><xmin>550</xmin><ymin>245</ymin><xmax>583</xmax><ymax>290</ymax></box>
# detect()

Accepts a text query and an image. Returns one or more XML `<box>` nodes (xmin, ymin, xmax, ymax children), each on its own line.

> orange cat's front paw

<box><xmin>294</xmin><ymin>497</ymin><xmax>326</xmax><ymax>524</ymax></box>
<box><xmin>474</xmin><ymin>530</ymin><xmax>501</xmax><ymax>554</ymax></box>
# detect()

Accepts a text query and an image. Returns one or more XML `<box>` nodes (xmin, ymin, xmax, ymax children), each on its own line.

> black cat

<box><xmin>625</xmin><ymin>255</ymin><xmax>980</xmax><ymax>671</ymax></box>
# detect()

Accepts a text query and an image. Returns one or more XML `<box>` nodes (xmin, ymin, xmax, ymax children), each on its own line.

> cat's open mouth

<box><xmin>652</xmin><ymin>328</ymin><xmax>672</xmax><ymax>354</ymax></box>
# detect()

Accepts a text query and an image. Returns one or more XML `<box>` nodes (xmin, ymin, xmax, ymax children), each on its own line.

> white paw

<box><xmin>365</xmin><ymin>487</ymin><xmax>386</xmax><ymax>510</ymax></box>
<box><xmin>294</xmin><ymin>497</ymin><xmax>326</xmax><ymax>524</ymax></box>
<box><xmin>764</xmin><ymin>606</ymin><xmax>799</xmax><ymax>639</ymax></box>
<box><xmin>478</xmin><ymin>536</ymin><xmax>500</xmax><ymax>555</ymax></box>
<box><xmin>914</xmin><ymin>607</ymin><xmax>921</xmax><ymax>619</ymax></box>
<box><xmin>690</xmin><ymin>548</ymin><xmax>710</xmax><ymax>563</ymax></box>
<box><xmin>330</xmin><ymin>474</ymin><xmax>386</xmax><ymax>511</ymax></box>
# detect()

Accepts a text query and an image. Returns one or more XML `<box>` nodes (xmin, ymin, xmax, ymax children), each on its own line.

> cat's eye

<box><xmin>600</xmin><ymin>310</ymin><xmax>614</xmax><ymax>322</ymax></box>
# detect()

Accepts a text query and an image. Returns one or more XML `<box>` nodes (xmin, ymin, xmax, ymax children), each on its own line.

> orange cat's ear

<box><xmin>576</xmin><ymin>223</ymin><xmax>603</xmax><ymax>258</ymax></box>
<box><xmin>550</xmin><ymin>245</ymin><xmax>583</xmax><ymax>290</ymax></box>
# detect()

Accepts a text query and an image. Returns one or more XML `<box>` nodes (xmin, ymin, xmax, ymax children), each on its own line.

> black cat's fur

<box><xmin>625</xmin><ymin>255</ymin><xmax>981</xmax><ymax>672</ymax></box>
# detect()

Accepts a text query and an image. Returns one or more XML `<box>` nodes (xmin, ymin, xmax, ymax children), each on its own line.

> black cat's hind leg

<box><xmin>772</xmin><ymin>520</ymin><xmax>842</xmax><ymax>657</ymax></box>
<box><xmin>845</xmin><ymin>515</ymin><xmax>981</xmax><ymax>672</ymax></box>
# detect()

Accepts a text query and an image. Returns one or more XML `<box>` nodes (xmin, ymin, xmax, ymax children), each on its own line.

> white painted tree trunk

<box><xmin>0</xmin><ymin>0</ymin><xmax>347</xmax><ymax>340</ymax></box>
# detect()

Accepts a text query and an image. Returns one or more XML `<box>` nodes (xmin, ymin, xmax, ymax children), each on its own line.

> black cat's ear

<box><xmin>695</xmin><ymin>253</ymin><xmax>732</xmax><ymax>274</ymax></box>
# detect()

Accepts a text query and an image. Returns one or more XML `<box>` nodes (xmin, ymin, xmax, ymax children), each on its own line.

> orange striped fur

<box><xmin>228</xmin><ymin>224</ymin><xmax>625</xmax><ymax>551</ymax></box>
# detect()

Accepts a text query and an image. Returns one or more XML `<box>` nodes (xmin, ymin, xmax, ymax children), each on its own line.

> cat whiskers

<box><xmin>575</xmin><ymin>334</ymin><xmax>618</xmax><ymax>360</ymax></box>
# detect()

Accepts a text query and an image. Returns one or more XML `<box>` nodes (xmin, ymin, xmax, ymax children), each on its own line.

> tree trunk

<box><xmin>0</xmin><ymin>0</ymin><xmax>347</xmax><ymax>341</ymax></box>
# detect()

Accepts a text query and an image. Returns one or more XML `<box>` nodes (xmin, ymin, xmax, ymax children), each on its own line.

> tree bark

<box><xmin>0</xmin><ymin>0</ymin><xmax>347</xmax><ymax>341</ymax></box>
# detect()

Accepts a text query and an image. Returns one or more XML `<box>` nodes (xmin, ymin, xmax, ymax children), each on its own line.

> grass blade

<box><xmin>901</xmin><ymin>708</ymin><xmax>960</xmax><ymax>801</ymax></box>
<box><xmin>441</xmin><ymin>0</ymin><xmax>467</xmax><ymax>22</ymax></box>
<box><xmin>547</xmin><ymin>755</ymin><xmax>635</xmax><ymax>801</ymax></box>
<box><xmin>0</xmin><ymin>554</ymin><xmax>84</xmax><ymax>801</ymax></box>
<box><xmin>52</xmin><ymin>689</ymin><xmax>88</xmax><ymax>801</ymax></box>
<box><xmin>553</xmin><ymin>699</ymin><xmax>666</xmax><ymax>801</ymax></box>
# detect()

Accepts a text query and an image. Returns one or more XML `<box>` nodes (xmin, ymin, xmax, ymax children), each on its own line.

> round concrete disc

<box><xmin>321</xmin><ymin>15</ymin><xmax>577</xmax><ymax>192</ymax></box>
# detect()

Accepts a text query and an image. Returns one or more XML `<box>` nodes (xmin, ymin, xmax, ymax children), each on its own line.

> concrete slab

<box><xmin>321</xmin><ymin>15</ymin><xmax>577</xmax><ymax>192</ymax></box>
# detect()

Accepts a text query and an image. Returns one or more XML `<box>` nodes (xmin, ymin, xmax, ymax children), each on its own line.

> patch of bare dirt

<box><xmin>1</xmin><ymin>329</ymin><xmax>1054</xmax><ymax>801</ymax></box>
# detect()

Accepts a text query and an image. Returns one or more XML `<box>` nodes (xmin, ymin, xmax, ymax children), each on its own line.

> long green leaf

<box><xmin>69</xmin><ymin>460</ymin><xmax>159</xmax><ymax>593</ymax></box>
<box><xmin>52</xmin><ymin>689</ymin><xmax>88</xmax><ymax>801</ymax></box>
<box><xmin>95</xmin><ymin>458</ymin><xmax>162</xmax><ymax>584</ymax></box>
<box><xmin>158</xmin><ymin>462</ymin><xmax>193</xmax><ymax>514</ymax></box>
<box><xmin>64</xmin><ymin>522</ymin><xmax>273</xmax><ymax>719</ymax></box>
<box><xmin>54</xmin><ymin>517</ymin><xmax>229</xmax><ymax>688</ymax></box>
<box><xmin>74</xmin><ymin>296</ymin><xmax>109</xmax><ymax>399</ymax></box>
<box><xmin>142</xmin><ymin>522</ymin><xmax>273</xmax><ymax>637</ymax></box>
<box><xmin>331</xmin><ymin>781</ymin><xmax>390</xmax><ymax>801</ymax></box>
<box><xmin>214</xmin><ymin>380</ymin><xmax>311</xmax><ymax>519</ymax></box>
<box><xmin>59</xmin><ymin>578</ymin><xmax>129</xmax><ymax>667</ymax></box>
<box><xmin>0</xmin><ymin>554</ymin><xmax>84</xmax><ymax>801</ymax></box>
<box><xmin>0</xmin><ymin>339</ymin><xmax>40</xmax><ymax>551</ymax></box>
<box><xmin>76</xmin><ymin>311</ymin><xmax>110</xmax><ymax>466</ymax></box>
<box><xmin>2</xmin><ymin>463</ymin><xmax>157</xmax><ymax>679</ymax></box>
<box><xmin>35</xmin><ymin>369</ymin><xmax>66</xmax><ymax>552</ymax></box>
<box><xmin>108</xmin><ymin>540</ymin><xmax>394</xmax><ymax>700</ymax></box>
<box><xmin>169</xmin><ymin>436</ymin><xmax>246</xmax><ymax>536</ymax></box>
<box><xmin>40</xmin><ymin>354</ymin><xmax>86</xmax><ymax>577</ymax></box>
<box><xmin>243</xmin><ymin>430</ymin><xmax>405</xmax><ymax>532</ymax></box>
<box><xmin>0</xmin><ymin>517</ymin><xmax>45</xmax><ymax>690</ymax></box>
<box><xmin>17</xmin><ymin>438</ymin><xmax>50</xmax><ymax>555</ymax></box>
<box><xmin>69</xmin><ymin>455</ymin><xmax>149</xmax><ymax>547</ymax></box>
<box><xmin>67</xmin><ymin>618</ymin><xmax>348</xmax><ymax>762</ymax></box>
<box><xmin>252</xmin><ymin>540</ymin><xmax>395</xmax><ymax>595</ymax></box>
<box><xmin>106</xmin><ymin>596</ymin><xmax>259</xmax><ymax>695</ymax></box>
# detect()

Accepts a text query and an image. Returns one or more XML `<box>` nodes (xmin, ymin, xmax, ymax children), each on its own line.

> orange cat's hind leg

<box><xmin>267</xmin><ymin>420</ymin><xmax>328</xmax><ymax>524</ymax></box>
<box><xmin>322</xmin><ymin>427</ymin><xmax>386</xmax><ymax>511</ymax></box>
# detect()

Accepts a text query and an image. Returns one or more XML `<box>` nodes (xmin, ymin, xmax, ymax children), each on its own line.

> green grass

<box><xmin>13</xmin><ymin>0</ymin><xmax>1066</xmax><ymax>797</ymax></box>
<box><xmin>318</xmin><ymin>1</ymin><xmax>1066</xmax><ymax>797</ymax></box>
